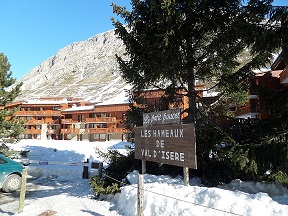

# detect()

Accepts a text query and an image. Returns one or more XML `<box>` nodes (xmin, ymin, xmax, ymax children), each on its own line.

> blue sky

<box><xmin>0</xmin><ymin>0</ymin><xmax>287</xmax><ymax>80</ymax></box>
<box><xmin>0</xmin><ymin>0</ymin><xmax>131</xmax><ymax>79</ymax></box>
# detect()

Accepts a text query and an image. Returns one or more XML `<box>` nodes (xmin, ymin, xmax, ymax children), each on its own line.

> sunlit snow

<box><xmin>1</xmin><ymin>139</ymin><xmax>287</xmax><ymax>216</ymax></box>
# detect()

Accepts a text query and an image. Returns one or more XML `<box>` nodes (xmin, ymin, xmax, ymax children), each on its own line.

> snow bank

<box><xmin>1</xmin><ymin>139</ymin><xmax>288</xmax><ymax>216</ymax></box>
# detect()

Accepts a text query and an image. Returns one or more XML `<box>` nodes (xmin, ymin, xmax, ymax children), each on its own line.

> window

<box><xmin>18</xmin><ymin>134</ymin><xmax>24</xmax><ymax>139</ymax></box>
<box><xmin>100</xmin><ymin>113</ymin><xmax>106</xmax><ymax>117</ymax></box>
<box><xmin>78</xmin><ymin>115</ymin><xmax>85</xmax><ymax>122</ymax></box>
<box><xmin>89</xmin><ymin>123</ymin><xmax>97</xmax><ymax>128</ymax></box>
<box><xmin>0</xmin><ymin>157</ymin><xmax>8</xmax><ymax>164</ymax></box>
<box><xmin>94</xmin><ymin>134</ymin><xmax>99</xmax><ymax>139</ymax></box>
<box><xmin>99</xmin><ymin>123</ymin><xmax>107</xmax><ymax>128</ymax></box>
<box><xmin>100</xmin><ymin>134</ymin><xmax>106</xmax><ymax>140</ymax></box>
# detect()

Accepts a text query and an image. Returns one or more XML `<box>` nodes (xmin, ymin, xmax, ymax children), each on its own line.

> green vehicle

<box><xmin>0</xmin><ymin>154</ymin><xmax>24</xmax><ymax>192</ymax></box>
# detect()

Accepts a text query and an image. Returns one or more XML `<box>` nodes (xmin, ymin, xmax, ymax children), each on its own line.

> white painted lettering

<box><xmin>158</xmin><ymin>151</ymin><xmax>185</xmax><ymax>162</ymax></box>
<box><xmin>174</xmin><ymin>152</ymin><xmax>179</xmax><ymax>161</ymax></box>
<box><xmin>180</xmin><ymin>153</ymin><xmax>185</xmax><ymax>162</ymax></box>
<box><xmin>153</xmin><ymin>150</ymin><xmax>157</xmax><ymax>157</ymax></box>
<box><xmin>145</xmin><ymin>149</ymin><xmax>151</xmax><ymax>157</ymax></box>
<box><xmin>161</xmin><ymin>151</ymin><xmax>165</xmax><ymax>159</ymax></box>
<box><xmin>165</xmin><ymin>151</ymin><xmax>169</xmax><ymax>159</ymax></box>
<box><xmin>156</xmin><ymin>140</ymin><xmax>164</xmax><ymax>148</ymax></box>
<box><xmin>170</xmin><ymin>152</ymin><xmax>174</xmax><ymax>160</ymax></box>
<box><xmin>180</xmin><ymin>129</ymin><xmax>184</xmax><ymax>137</ymax></box>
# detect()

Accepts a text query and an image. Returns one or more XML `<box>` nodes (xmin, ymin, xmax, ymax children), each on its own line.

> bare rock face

<box><xmin>15</xmin><ymin>29</ymin><xmax>131</xmax><ymax>103</ymax></box>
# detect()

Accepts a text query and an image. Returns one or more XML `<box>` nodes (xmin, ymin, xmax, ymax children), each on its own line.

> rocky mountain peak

<box><xmin>15</xmin><ymin>29</ymin><xmax>131</xmax><ymax>103</ymax></box>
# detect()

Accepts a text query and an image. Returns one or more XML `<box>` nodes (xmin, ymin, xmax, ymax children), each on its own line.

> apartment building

<box><xmin>235</xmin><ymin>70</ymin><xmax>284</xmax><ymax>119</ymax></box>
<box><xmin>4</xmin><ymin>97</ymin><xmax>129</xmax><ymax>141</ymax></box>
<box><xmin>61</xmin><ymin>102</ymin><xmax>129</xmax><ymax>141</ymax></box>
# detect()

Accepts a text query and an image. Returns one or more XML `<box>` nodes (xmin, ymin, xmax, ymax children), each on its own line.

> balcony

<box><xmin>46</xmin><ymin>119</ymin><xmax>61</xmax><ymax>124</ymax></box>
<box><xmin>14</xmin><ymin>110</ymin><xmax>61</xmax><ymax>116</ymax></box>
<box><xmin>24</xmin><ymin>119</ymin><xmax>60</xmax><ymax>125</ymax></box>
<box><xmin>25</xmin><ymin>129</ymin><xmax>42</xmax><ymax>134</ymax></box>
<box><xmin>47</xmin><ymin>129</ymin><xmax>61</xmax><ymax>134</ymax></box>
<box><xmin>60</xmin><ymin>128</ymin><xmax>80</xmax><ymax>134</ymax></box>
<box><xmin>25</xmin><ymin>119</ymin><xmax>45</xmax><ymax>125</ymax></box>
<box><xmin>61</xmin><ymin>119</ymin><xmax>77</xmax><ymax>124</ymax></box>
<box><xmin>85</xmin><ymin>128</ymin><xmax>126</xmax><ymax>133</ymax></box>
<box><xmin>85</xmin><ymin>117</ymin><xmax>117</xmax><ymax>123</ymax></box>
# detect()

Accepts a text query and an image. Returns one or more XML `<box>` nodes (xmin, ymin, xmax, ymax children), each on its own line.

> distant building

<box><xmin>4</xmin><ymin>97</ymin><xmax>129</xmax><ymax>141</ymax></box>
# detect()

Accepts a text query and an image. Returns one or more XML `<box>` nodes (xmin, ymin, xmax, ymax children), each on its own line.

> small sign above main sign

<box><xmin>143</xmin><ymin>109</ymin><xmax>181</xmax><ymax>126</ymax></box>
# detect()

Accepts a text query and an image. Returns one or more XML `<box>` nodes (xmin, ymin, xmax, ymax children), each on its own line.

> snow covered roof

<box><xmin>255</xmin><ymin>70</ymin><xmax>282</xmax><ymax>78</ymax></box>
<box><xmin>62</xmin><ymin>105</ymin><xmax>95</xmax><ymax>112</ymax></box>
<box><xmin>23</xmin><ymin>99</ymin><xmax>68</xmax><ymax>105</ymax></box>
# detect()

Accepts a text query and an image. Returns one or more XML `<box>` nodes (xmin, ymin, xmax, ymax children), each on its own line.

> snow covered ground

<box><xmin>1</xmin><ymin>139</ymin><xmax>288</xmax><ymax>216</ymax></box>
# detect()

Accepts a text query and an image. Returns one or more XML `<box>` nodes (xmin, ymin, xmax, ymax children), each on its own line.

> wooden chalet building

<box><xmin>235</xmin><ymin>70</ymin><xmax>283</xmax><ymax>119</ymax></box>
<box><xmin>234</xmin><ymin>51</ymin><xmax>288</xmax><ymax>120</ymax></box>
<box><xmin>61</xmin><ymin>102</ymin><xmax>129</xmax><ymax>141</ymax></box>
<box><xmin>272</xmin><ymin>51</ymin><xmax>288</xmax><ymax>86</ymax></box>
<box><xmin>4</xmin><ymin>97</ymin><xmax>129</xmax><ymax>141</ymax></box>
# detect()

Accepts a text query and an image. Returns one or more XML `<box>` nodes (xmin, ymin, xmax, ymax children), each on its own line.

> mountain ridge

<box><xmin>14</xmin><ymin>29</ymin><xmax>131</xmax><ymax>103</ymax></box>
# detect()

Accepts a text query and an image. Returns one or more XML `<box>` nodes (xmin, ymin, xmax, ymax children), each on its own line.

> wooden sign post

<box><xmin>18</xmin><ymin>169</ymin><xmax>27</xmax><ymax>213</ymax></box>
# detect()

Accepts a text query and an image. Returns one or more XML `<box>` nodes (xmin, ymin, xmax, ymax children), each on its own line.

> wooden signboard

<box><xmin>134</xmin><ymin>123</ymin><xmax>197</xmax><ymax>169</ymax></box>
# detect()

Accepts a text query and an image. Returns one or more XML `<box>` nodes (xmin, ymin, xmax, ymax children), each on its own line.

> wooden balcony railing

<box><xmin>25</xmin><ymin>129</ymin><xmax>42</xmax><ymax>134</ymax></box>
<box><xmin>61</xmin><ymin>119</ymin><xmax>77</xmax><ymax>124</ymax></box>
<box><xmin>61</xmin><ymin>117</ymin><xmax>117</xmax><ymax>124</ymax></box>
<box><xmin>60</xmin><ymin>128</ymin><xmax>80</xmax><ymax>134</ymax></box>
<box><xmin>46</xmin><ymin>119</ymin><xmax>61</xmax><ymax>124</ymax></box>
<box><xmin>85</xmin><ymin>128</ymin><xmax>126</xmax><ymax>133</ymax></box>
<box><xmin>25</xmin><ymin>120</ymin><xmax>45</xmax><ymax>125</ymax></box>
<box><xmin>24</xmin><ymin>119</ymin><xmax>60</xmax><ymax>125</ymax></box>
<box><xmin>14</xmin><ymin>110</ymin><xmax>61</xmax><ymax>116</ymax></box>
<box><xmin>85</xmin><ymin>117</ymin><xmax>117</xmax><ymax>123</ymax></box>
<box><xmin>59</xmin><ymin>127</ymin><xmax>127</xmax><ymax>134</ymax></box>
<box><xmin>47</xmin><ymin>129</ymin><xmax>61</xmax><ymax>134</ymax></box>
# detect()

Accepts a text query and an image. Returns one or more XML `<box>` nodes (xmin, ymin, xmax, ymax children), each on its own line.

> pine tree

<box><xmin>111</xmin><ymin>0</ymin><xmax>288</xmax><ymax>182</ymax></box>
<box><xmin>112</xmin><ymin>0</ymin><xmax>287</xmax><ymax>122</ymax></box>
<box><xmin>0</xmin><ymin>52</ymin><xmax>24</xmax><ymax>143</ymax></box>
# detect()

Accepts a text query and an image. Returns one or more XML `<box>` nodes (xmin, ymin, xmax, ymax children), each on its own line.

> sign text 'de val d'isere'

<box><xmin>134</xmin><ymin>123</ymin><xmax>197</xmax><ymax>169</ymax></box>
